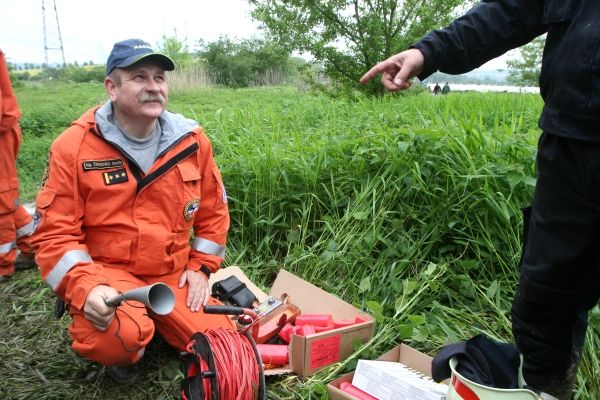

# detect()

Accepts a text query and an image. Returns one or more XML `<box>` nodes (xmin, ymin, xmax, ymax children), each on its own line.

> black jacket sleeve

<box><xmin>412</xmin><ymin>0</ymin><xmax>548</xmax><ymax>79</ymax></box>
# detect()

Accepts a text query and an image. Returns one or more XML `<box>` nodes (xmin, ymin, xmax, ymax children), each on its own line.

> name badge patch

<box><xmin>103</xmin><ymin>168</ymin><xmax>129</xmax><ymax>185</ymax></box>
<box><xmin>83</xmin><ymin>159</ymin><xmax>125</xmax><ymax>171</ymax></box>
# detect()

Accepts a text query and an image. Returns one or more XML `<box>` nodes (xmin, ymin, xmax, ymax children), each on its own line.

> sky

<box><xmin>1</xmin><ymin>0</ymin><xmax>508</xmax><ymax>70</ymax></box>
<box><xmin>1</xmin><ymin>0</ymin><xmax>261</xmax><ymax>65</ymax></box>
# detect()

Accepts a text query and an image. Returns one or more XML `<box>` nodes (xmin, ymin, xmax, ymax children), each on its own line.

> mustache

<box><xmin>139</xmin><ymin>93</ymin><xmax>165</xmax><ymax>104</ymax></box>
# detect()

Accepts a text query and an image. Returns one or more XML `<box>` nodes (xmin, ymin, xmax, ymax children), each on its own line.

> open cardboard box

<box><xmin>208</xmin><ymin>266</ymin><xmax>375</xmax><ymax>377</ymax></box>
<box><xmin>327</xmin><ymin>344</ymin><xmax>438</xmax><ymax>400</ymax></box>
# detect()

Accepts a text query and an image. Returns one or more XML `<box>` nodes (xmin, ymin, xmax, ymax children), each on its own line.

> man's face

<box><xmin>105</xmin><ymin>62</ymin><xmax>169</xmax><ymax>123</ymax></box>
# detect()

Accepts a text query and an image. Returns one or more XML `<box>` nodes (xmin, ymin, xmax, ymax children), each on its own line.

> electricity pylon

<box><xmin>42</xmin><ymin>0</ymin><xmax>66</xmax><ymax>68</ymax></box>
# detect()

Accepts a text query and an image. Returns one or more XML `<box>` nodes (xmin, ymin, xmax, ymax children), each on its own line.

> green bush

<box><xmin>197</xmin><ymin>36</ymin><xmax>296</xmax><ymax>87</ymax></box>
<box><xmin>64</xmin><ymin>65</ymin><xmax>105</xmax><ymax>83</ymax></box>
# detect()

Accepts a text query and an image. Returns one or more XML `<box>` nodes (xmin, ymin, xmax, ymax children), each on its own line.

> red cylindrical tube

<box><xmin>339</xmin><ymin>382</ymin><xmax>378</xmax><ymax>400</ymax></box>
<box><xmin>278</xmin><ymin>322</ymin><xmax>295</xmax><ymax>344</ymax></box>
<box><xmin>295</xmin><ymin>314</ymin><xmax>333</xmax><ymax>327</ymax></box>
<box><xmin>314</xmin><ymin>324</ymin><xmax>335</xmax><ymax>333</ymax></box>
<box><xmin>295</xmin><ymin>324</ymin><xmax>316</xmax><ymax>337</ymax></box>
<box><xmin>333</xmin><ymin>319</ymin><xmax>355</xmax><ymax>328</ymax></box>
<box><xmin>257</xmin><ymin>344</ymin><xmax>289</xmax><ymax>366</ymax></box>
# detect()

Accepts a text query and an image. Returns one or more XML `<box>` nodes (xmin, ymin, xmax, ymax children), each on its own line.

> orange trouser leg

<box><xmin>68</xmin><ymin>269</ymin><xmax>155</xmax><ymax>366</ymax></box>
<box><xmin>68</xmin><ymin>267</ymin><xmax>235</xmax><ymax>366</ymax></box>
<box><xmin>145</xmin><ymin>268</ymin><xmax>236</xmax><ymax>351</ymax></box>
<box><xmin>14</xmin><ymin>204</ymin><xmax>34</xmax><ymax>254</ymax></box>
<box><xmin>1</xmin><ymin>50</ymin><xmax>22</xmax><ymax>277</ymax></box>
<box><xmin>0</xmin><ymin>130</ymin><xmax>19</xmax><ymax>277</ymax></box>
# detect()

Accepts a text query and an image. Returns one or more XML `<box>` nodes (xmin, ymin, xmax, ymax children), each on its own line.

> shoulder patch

<box><xmin>32</xmin><ymin>211</ymin><xmax>42</xmax><ymax>233</ymax></box>
<box><xmin>183</xmin><ymin>199</ymin><xmax>200</xmax><ymax>221</ymax></box>
<box><xmin>221</xmin><ymin>183</ymin><xmax>228</xmax><ymax>204</ymax></box>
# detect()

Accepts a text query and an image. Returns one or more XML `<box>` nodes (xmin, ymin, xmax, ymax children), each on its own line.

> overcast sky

<box><xmin>1</xmin><ymin>0</ymin><xmax>508</xmax><ymax>69</ymax></box>
<box><xmin>1</xmin><ymin>0</ymin><xmax>261</xmax><ymax>65</ymax></box>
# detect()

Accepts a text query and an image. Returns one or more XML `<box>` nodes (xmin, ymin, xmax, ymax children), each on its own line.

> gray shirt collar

<box><xmin>95</xmin><ymin>101</ymin><xmax>199</xmax><ymax>157</ymax></box>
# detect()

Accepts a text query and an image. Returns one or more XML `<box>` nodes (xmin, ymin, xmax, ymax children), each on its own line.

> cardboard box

<box><xmin>209</xmin><ymin>266</ymin><xmax>375</xmax><ymax>377</ymax></box>
<box><xmin>327</xmin><ymin>344</ymin><xmax>445</xmax><ymax>400</ymax></box>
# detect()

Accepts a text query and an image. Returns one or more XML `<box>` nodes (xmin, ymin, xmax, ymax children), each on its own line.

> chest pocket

<box><xmin>542</xmin><ymin>0</ymin><xmax>580</xmax><ymax>23</ymax></box>
<box><xmin>175</xmin><ymin>162</ymin><xmax>202</xmax><ymax>231</ymax></box>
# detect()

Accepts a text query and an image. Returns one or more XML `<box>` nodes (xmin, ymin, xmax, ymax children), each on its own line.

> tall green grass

<box><xmin>15</xmin><ymin>82</ymin><xmax>105</xmax><ymax>199</ymax></box>
<box><xmin>6</xmin><ymin>83</ymin><xmax>598</xmax><ymax>399</ymax></box>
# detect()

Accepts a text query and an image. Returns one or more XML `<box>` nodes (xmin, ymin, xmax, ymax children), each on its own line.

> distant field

<box><xmin>13</xmin><ymin>68</ymin><xmax>43</xmax><ymax>76</ymax></box>
<box><xmin>4</xmin><ymin>82</ymin><xmax>598</xmax><ymax>399</ymax></box>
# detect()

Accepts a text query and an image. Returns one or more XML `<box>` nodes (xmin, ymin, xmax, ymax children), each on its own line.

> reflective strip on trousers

<box><xmin>16</xmin><ymin>220</ymin><xmax>34</xmax><ymax>238</ymax></box>
<box><xmin>192</xmin><ymin>237</ymin><xmax>226</xmax><ymax>258</ymax></box>
<box><xmin>0</xmin><ymin>241</ymin><xmax>16</xmax><ymax>254</ymax></box>
<box><xmin>45</xmin><ymin>250</ymin><xmax>93</xmax><ymax>291</ymax></box>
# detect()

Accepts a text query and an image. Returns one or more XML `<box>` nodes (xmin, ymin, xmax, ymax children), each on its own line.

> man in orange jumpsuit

<box><xmin>31</xmin><ymin>39</ymin><xmax>234</xmax><ymax>383</ymax></box>
<box><xmin>0</xmin><ymin>49</ymin><xmax>35</xmax><ymax>282</ymax></box>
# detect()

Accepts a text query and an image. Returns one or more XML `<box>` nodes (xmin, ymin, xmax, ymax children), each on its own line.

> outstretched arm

<box><xmin>361</xmin><ymin>0</ymin><xmax>546</xmax><ymax>89</ymax></box>
<box><xmin>414</xmin><ymin>0</ymin><xmax>546</xmax><ymax>80</ymax></box>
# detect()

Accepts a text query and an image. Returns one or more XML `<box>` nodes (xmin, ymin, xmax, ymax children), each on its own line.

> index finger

<box><xmin>359</xmin><ymin>60</ymin><xmax>391</xmax><ymax>84</ymax></box>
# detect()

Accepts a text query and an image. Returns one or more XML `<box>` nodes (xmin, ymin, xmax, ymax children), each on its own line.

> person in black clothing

<box><xmin>433</xmin><ymin>82</ymin><xmax>441</xmax><ymax>95</ymax></box>
<box><xmin>360</xmin><ymin>1</ymin><xmax>599</xmax><ymax>399</ymax></box>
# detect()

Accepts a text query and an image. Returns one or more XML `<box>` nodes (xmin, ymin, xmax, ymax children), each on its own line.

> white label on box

<box><xmin>352</xmin><ymin>360</ymin><xmax>448</xmax><ymax>400</ymax></box>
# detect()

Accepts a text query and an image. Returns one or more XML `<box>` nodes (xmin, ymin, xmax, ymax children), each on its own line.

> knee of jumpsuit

<box><xmin>68</xmin><ymin>302</ymin><xmax>155</xmax><ymax>366</ymax></box>
<box><xmin>153</xmin><ymin>295</ymin><xmax>236</xmax><ymax>351</ymax></box>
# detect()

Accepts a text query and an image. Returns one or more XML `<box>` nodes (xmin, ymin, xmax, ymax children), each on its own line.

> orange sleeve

<box><xmin>31</xmin><ymin>130</ymin><xmax>108</xmax><ymax>310</ymax></box>
<box><xmin>0</xmin><ymin>50</ymin><xmax>21</xmax><ymax>128</ymax></box>
<box><xmin>186</xmin><ymin>128</ymin><xmax>230</xmax><ymax>274</ymax></box>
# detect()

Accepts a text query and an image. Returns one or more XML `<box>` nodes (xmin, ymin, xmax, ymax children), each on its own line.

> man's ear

<box><xmin>105</xmin><ymin>77</ymin><xmax>117</xmax><ymax>101</ymax></box>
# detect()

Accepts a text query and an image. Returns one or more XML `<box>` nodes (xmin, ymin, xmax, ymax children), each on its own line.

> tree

<box><xmin>506</xmin><ymin>35</ymin><xmax>545</xmax><ymax>87</ymax></box>
<box><xmin>249</xmin><ymin>0</ymin><xmax>471</xmax><ymax>95</ymax></box>
<box><xmin>157</xmin><ymin>31</ymin><xmax>195</xmax><ymax>70</ymax></box>
<box><xmin>196</xmin><ymin>36</ymin><xmax>294</xmax><ymax>87</ymax></box>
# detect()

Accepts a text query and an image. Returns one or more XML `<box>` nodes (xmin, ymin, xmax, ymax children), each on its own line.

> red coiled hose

<box><xmin>202</xmin><ymin>328</ymin><xmax>261</xmax><ymax>400</ymax></box>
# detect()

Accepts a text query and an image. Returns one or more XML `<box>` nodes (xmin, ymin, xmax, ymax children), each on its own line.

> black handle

<box><xmin>203</xmin><ymin>305</ymin><xmax>245</xmax><ymax>315</ymax></box>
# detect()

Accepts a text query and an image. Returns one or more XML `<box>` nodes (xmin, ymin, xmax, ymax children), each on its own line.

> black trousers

<box><xmin>511</xmin><ymin>132</ymin><xmax>600</xmax><ymax>398</ymax></box>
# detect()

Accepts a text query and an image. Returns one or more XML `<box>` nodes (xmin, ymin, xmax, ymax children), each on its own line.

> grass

<box><xmin>3</xmin><ymin>82</ymin><xmax>599</xmax><ymax>399</ymax></box>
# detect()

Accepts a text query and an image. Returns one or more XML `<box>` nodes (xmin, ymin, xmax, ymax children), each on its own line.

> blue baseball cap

<box><xmin>106</xmin><ymin>39</ymin><xmax>175</xmax><ymax>76</ymax></box>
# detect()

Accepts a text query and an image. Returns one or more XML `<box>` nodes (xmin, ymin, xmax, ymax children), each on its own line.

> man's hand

<box><xmin>359</xmin><ymin>48</ymin><xmax>425</xmax><ymax>91</ymax></box>
<box><xmin>84</xmin><ymin>285</ymin><xmax>119</xmax><ymax>331</ymax></box>
<box><xmin>179</xmin><ymin>269</ymin><xmax>210</xmax><ymax>312</ymax></box>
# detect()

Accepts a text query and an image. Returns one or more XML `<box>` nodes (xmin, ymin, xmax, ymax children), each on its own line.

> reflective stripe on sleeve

<box><xmin>192</xmin><ymin>237</ymin><xmax>226</xmax><ymax>258</ymax></box>
<box><xmin>16</xmin><ymin>221</ymin><xmax>35</xmax><ymax>238</ymax></box>
<box><xmin>0</xmin><ymin>241</ymin><xmax>16</xmax><ymax>254</ymax></box>
<box><xmin>45</xmin><ymin>250</ymin><xmax>93</xmax><ymax>291</ymax></box>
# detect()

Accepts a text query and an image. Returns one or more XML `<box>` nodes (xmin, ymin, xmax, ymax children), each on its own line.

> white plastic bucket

<box><xmin>446</xmin><ymin>357</ymin><xmax>542</xmax><ymax>400</ymax></box>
